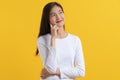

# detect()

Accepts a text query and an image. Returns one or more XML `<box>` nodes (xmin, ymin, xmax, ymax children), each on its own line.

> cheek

<box><xmin>61</xmin><ymin>15</ymin><xmax>65</xmax><ymax>22</ymax></box>
<box><xmin>61</xmin><ymin>15</ymin><xmax>65</xmax><ymax>21</ymax></box>
<box><xmin>49</xmin><ymin>17</ymin><xmax>56</xmax><ymax>24</ymax></box>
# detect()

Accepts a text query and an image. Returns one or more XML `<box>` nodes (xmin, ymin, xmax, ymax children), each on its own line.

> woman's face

<box><xmin>49</xmin><ymin>5</ymin><xmax>64</xmax><ymax>28</ymax></box>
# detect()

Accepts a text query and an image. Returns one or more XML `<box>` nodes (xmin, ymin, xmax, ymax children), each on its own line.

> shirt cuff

<box><xmin>60</xmin><ymin>68</ymin><xmax>68</xmax><ymax>79</ymax></box>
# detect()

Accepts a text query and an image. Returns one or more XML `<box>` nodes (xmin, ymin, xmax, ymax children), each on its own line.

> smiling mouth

<box><xmin>56</xmin><ymin>20</ymin><xmax>63</xmax><ymax>23</ymax></box>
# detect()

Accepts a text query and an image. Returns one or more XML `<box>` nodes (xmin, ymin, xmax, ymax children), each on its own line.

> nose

<box><xmin>56</xmin><ymin>14</ymin><xmax>61</xmax><ymax>20</ymax></box>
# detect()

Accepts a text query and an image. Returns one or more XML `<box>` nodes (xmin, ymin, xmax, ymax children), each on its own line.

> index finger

<box><xmin>50</xmin><ymin>24</ymin><xmax>57</xmax><ymax>28</ymax></box>
<box><xmin>50</xmin><ymin>24</ymin><xmax>53</xmax><ymax>28</ymax></box>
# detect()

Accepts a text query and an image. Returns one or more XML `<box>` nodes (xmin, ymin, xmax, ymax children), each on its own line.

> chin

<box><xmin>57</xmin><ymin>23</ymin><xmax>64</xmax><ymax>27</ymax></box>
<box><xmin>57</xmin><ymin>24</ymin><xmax>64</xmax><ymax>28</ymax></box>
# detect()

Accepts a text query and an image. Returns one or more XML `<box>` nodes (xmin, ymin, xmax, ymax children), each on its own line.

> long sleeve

<box><xmin>37</xmin><ymin>38</ymin><xmax>57</xmax><ymax>74</ymax></box>
<box><xmin>60</xmin><ymin>36</ymin><xmax>85</xmax><ymax>79</ymax></box>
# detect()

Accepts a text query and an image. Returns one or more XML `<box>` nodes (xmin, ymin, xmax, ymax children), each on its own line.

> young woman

<box><xmin>36</xmin><ymin>2</ymin><xmax>85</xmax><ymax>80</ymax></box>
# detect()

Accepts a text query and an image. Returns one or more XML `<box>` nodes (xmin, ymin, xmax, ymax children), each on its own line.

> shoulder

<box><xmin>68</xmin><ymin>33</ymin><xmax>82</xmax><ymax>46</ymax></box>
<box><xmin>37</xmin><ymin>34</ymin><xmax>50</xmax><ymax>45</ymax></box>
<box><xmin>68</xmin><ymin>33</ymin><xmax>81</xmax><ymax>41</ymax></box>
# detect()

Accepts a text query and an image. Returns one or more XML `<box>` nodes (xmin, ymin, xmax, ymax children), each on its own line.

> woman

<box><xmin>36</xmin><ymin>2</ymin><xmax>85</xmax><ymax>80</ymax></box>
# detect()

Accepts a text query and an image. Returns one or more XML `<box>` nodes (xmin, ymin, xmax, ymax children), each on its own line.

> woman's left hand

<box><xmin>40</xmin><ymin>68</ymin><xmax>52</xmax><ymax>79</ymax></box>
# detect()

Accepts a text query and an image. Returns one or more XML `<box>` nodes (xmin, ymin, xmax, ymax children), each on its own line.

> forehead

<box><xmin>50</xmin><ymin>6</ymin><xmax>62</xmax><ymax>13</ymax></box>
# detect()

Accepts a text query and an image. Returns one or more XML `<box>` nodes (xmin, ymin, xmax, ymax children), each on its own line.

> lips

<box><xmin>56</xmin><ymin>20</ymin><xmax>63</xmax><ymax>23</ymax></box>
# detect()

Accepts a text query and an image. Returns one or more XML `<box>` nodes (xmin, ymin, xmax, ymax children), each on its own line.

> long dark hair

<box><xmin>36</xmin><ymin>2</ymin><xmax>64</xmax><ymax>55</ymax></box>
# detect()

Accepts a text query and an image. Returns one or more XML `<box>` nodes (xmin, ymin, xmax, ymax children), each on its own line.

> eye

<box><xmin>50</xmin><ymin>13</ymin><xmax>56</xmax><ymax>17</ymax></box>
<box><xmin>59</xmin><ymin>11</ymin><xmax>63</xmax><ymax>14</ymax></box>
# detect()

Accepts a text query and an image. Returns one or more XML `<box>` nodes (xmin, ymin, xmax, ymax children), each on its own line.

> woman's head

<box><xmin>39</xmin><ymin>2</ymin><xmax>64</xmax><ymax>36</ymax></box>
<box><xmin>49</xmin><ymin>5</ymin><xmax>64</xmax><ymax>28</ymax></box>
<box><xmin>36</xmin><ymin>2</ymin><xmax>64</xmax><ymax>55</ymax></box>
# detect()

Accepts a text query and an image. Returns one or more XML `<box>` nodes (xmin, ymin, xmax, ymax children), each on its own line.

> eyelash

<box><xmin>51</xmin><ymin>11</ymin><xmax>63</xmax><ymax>17</ymax></box>
<box><xmin>59</xmin><ymin>11</ymin><xmax>63</xmax><ymax>14</ymax></box>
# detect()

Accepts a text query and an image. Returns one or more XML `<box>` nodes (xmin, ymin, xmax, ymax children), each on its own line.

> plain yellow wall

<box><xmin>0</xmin><ymin>0</ymin><xmax>120</xmax><ymax>80</ymax></box>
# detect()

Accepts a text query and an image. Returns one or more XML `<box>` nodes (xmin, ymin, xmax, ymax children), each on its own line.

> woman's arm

<box><xmin>59</xmin><ymin>37</ymin><xmax>85</xmax><ymax>79</ymax></box>
<box><xmin>37</xmin><ymin>25</ymin><xmax>59</xmax><ymax>77</ymax></box>
<box><xmin>37</xmin><ymin>38</ymin><xmax>57</xmax><ymax>74</ymax></box>
<box><xmin>40</xmin><ymin>68</ymin><xmax>60</xmax><ymax>79</ymax></box>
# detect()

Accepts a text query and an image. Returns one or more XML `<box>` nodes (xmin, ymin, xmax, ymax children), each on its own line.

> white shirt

<box><xmin>37</xmin><ymin>33</ymin><xmax>85</xmax><ymax>80</ymax></box>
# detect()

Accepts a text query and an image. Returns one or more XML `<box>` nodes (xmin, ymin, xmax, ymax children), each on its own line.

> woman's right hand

<box><xmin>50</xmin><ymin>24</ymin><xmax>59</xmax><ymax>38</ymax></box>
<box><xmin>50</xmin><ymin>24</ymin><xmax>59</xmax><ymax>47</ymax></box>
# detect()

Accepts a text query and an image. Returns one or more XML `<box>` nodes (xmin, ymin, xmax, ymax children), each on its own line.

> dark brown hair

<box><xmin>36</xmin><ymin>2</ymin><xmax>64</xmax><ymax>55</ymax></box>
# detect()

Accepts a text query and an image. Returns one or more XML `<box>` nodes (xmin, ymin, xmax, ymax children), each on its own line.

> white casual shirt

<box><xmin>37</xmin><ymin>33</ymin><xmax>85</xmax><ymax>80</ymax></box>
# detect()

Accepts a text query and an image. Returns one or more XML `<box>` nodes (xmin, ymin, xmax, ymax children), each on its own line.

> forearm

<box><xmin>50</xmin><ymin>37</ymin><xmax>55</xmax><ymax>47</ymax></box>
<box><xmin>45</xmin><ymin>37</ymin><xmax>57</xmax><ymax>74</ymax></box>
<box><xmin>48</xmin><ymin>68</ymin><xmax>60</xmax><ymax>76</ymax></box>
<box><xmin>46</xmin><ymin>35</ymin><xmax>60</xmax><ymax>76</ymax></box>
<box><xmin>59</xmin><ymin>66</ymin><xmax>85</xmax><ymax>79</ymax></box>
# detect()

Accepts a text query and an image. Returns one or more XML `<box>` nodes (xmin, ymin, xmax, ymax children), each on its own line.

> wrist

<box><xmin>56</xmin><ymin>68</ymin><xmax>60</xmax><ymax>76</ymax></box>
<box><xmin>50</xmin><ymin>37</ymin><xmax>55</xmax><ymax>47</ymax></box>
<box><xmin>51</xmin><ymin>36</ymin><xmax>56</xmax><ymax>39</ymax></box>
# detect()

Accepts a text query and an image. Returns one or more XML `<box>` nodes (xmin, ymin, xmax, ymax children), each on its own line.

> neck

<box><xmin>57</xmin><ymin>27</ymin><xmax>67</xmax><ymax>38</ymax></box>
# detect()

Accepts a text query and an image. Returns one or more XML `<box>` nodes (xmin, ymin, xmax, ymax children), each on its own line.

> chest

<box><xmin>55</xmin><ymin>40</ymin><xmax>76</xmax><ymax>62</ymax></box>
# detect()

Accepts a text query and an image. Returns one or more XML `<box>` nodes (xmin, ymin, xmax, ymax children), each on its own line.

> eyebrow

<box><xmin>50</xmin><ymin>10</ymin><xmax>63</xmax><ymax>14</ymax></box>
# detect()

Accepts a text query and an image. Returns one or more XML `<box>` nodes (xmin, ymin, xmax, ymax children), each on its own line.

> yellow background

<box><xmin>0</xmin><ymin>0</ymin><xmax>120</xmax><ymax>80</ymax></box>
